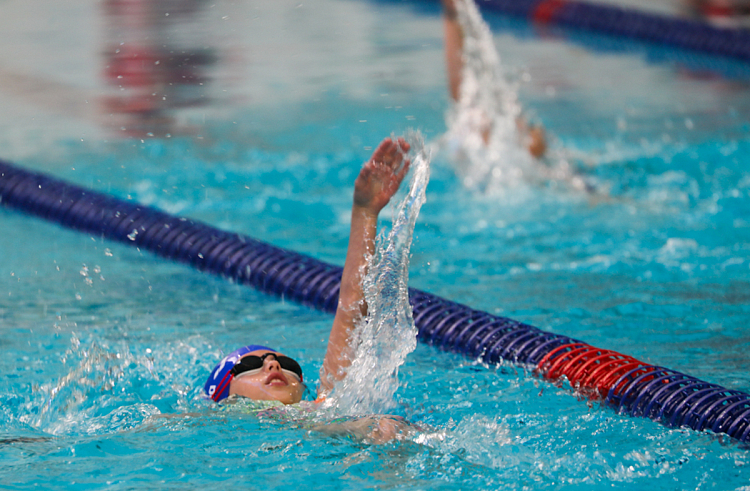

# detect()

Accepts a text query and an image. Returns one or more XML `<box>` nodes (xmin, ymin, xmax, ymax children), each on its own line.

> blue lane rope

<box><xmin>1</xmin><ymin>159</ymin><xmax>748</xmax><ymax>443</ymax></box>
<box><xmin>477</xmin><ymin>0</ymin><xmax>750</xmax><ymax>62</ymax></box>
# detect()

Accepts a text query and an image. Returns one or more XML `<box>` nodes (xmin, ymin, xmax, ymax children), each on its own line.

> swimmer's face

<box><xmin>228</xmin><ymin>350</ymin><xmax>304</xmax><ymax>405</ymax></box>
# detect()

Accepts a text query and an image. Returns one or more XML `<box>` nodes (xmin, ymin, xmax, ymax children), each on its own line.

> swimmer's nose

<box><xmin>263</xmin><ymin>355</ymin><xmax>282</xmax><ymax>372</ymax></box>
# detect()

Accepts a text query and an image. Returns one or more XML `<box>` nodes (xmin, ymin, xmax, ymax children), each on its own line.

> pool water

<box><xmin>1</xmin><ymin>0</ymin><xmax>750</xmax><ymax>489</ymax></box>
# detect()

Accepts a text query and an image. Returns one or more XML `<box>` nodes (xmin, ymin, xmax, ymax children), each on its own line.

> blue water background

<box><xmin>1</xmin><ymin>0</ymin><xmax>749</xmax><ymax>488</ymax></box>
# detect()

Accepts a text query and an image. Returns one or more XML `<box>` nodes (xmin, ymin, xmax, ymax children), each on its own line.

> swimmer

<box><xmin>204</xmin><ymin>137</ymin><xmax>413</xmax><ymax>443</ymax></box>
<box><xmin>442</xmin><ymin>0</ymin><xmax>547</xmax><ymax>159</ymax></box>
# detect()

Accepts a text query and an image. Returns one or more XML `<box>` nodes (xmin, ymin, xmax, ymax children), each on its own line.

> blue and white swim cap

<box><xmin>204</xmin><ymin>345</ymin><xmax>273</xmax><ymax>402</ymax></box>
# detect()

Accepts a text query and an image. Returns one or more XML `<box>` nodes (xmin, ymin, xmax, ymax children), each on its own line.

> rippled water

<box><xmin>1</xmin><ymin>0</ymin><xmax>750</xmax><ymax>489</ymax></box>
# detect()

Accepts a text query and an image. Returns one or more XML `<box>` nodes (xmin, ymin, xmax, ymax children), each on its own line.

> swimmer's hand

<box><xmin>313</xmin><ymin>415</ymin><xmax>415</xmax><ymax>445</ymax></box>
<box><xmin>354</xmin><ymin>138</ymin><xmax>410</xmax><ymax>215</ymax></box>
<box><xmin>527</xmin><ymin>125</ymin><xmax>547</xmax><ymax>159</ymax></box>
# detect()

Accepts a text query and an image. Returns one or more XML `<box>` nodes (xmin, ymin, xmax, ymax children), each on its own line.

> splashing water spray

<box><xmin>442</xmin><ymin>0</ymin><xmax>530</xmax><ymax>190</ymax></box>
<box><xmin>442</xmin><ymin>0</ymin><xmax>589</xmax><ymax>193</ymax></box>
<box><xmin>331</xmin><ymin>131</ymin><xmax>431</xmax><ymax>415</ymax></box>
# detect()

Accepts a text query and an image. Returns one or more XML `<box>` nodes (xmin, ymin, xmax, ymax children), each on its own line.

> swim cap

<box><xmin>204</xmin><ymin>345</ymin><xmax>274</xmax><ymax>402</ymax></box>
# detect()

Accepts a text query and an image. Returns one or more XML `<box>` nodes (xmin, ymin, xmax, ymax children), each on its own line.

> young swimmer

<box><xmin>203</xmin><ymin>138</ymin><xmax>413</xmax><ymax>440</ymax></box>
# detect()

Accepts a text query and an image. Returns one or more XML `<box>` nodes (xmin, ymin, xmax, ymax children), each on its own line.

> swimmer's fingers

<box><xmin>396</xmin><ymin>137</ymin><xmax>410</xmax><ymax>158</ymax></box>
<box><xmin>371</xmin><ymin>137</ymin><xmax>410</xmax><ymax>170</ymax></box>
<box><xmin>396</xmin><ymin>159</ymin><xmax>410</xmax><ymax>186</ymax></box>
<box><xmin>387</xmin><ymin>138</ymin><xmax>410</xmax><ymax>172</ymax></box>
<box><xmin>388</xmin><ymin>139</ymin><xmax>411</xmax><ymax>188</ymax></box>
<box><xmin>370</xmin><ymin>138</ymin><xmax>395</xmax><ymax>166</ymax></box>
<box><xmin>354</xmin><ymin>137</ymin><xmax>411</xmax><ymax>212</ymax></box>
<box><xmin>380</xmin><ymin>159</ymin><xmax>408</xmax><ymax>202</ymax></box>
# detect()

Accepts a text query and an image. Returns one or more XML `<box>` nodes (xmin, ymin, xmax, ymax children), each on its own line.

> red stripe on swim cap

<box><xmin>212</xmin><ymin>371</ymin><xmax>233</xmax><ymax>402</ymax></box>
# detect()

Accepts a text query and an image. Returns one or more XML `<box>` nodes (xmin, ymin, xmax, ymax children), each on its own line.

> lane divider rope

<box><xmin>1</xmin><ymin>159</ymin><xmax>748</xmax><ymax>442</ymax></box>
<box><xmin>478</xmin><ymin>0</ymin><xmax>750</xmax><ymax>62</ymax></box>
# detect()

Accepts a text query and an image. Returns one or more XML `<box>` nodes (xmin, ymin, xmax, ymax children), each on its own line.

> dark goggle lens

<box><xmin>232</xmin><ymin>353</ymin><xmax>303</xmax><ymax>381</ymax></box>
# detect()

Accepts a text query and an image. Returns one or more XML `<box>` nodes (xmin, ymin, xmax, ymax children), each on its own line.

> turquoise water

<box><xmin>1</xmin><ymin>0</ymin><xmax>750</xmax><ymax>488</ymax></box>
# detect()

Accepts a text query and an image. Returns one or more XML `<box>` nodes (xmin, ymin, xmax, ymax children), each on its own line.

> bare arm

<box><xmin>443</xmin><ymin>0</ymin><xmax>464</xmax><ymax>103</ymax></box>
<box><xmin>312</xmin><ymin>415</ymin><xmax>417</xmax><ymax>444</ymax></box>
<box><xmin>319</xmin><ymin>138</ymin><xmax>410</xmax><ymax>395</ymax></box>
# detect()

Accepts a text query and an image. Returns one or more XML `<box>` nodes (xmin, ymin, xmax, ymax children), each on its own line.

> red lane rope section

<box><xmin>536</xmin><ymin>342</ymin><xmax>650</xmax><ymax>398</ymax></box>
<box><xmin>532</xmin><ymin>0</ymin><xmax>569</xmax><ymax>23</ymax></box>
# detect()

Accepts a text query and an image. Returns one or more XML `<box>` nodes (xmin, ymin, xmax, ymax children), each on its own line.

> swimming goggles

<box><xmin>230</xmin><ymin>352</ymin><xmax>303</xmax><ymax>382</ymax></box>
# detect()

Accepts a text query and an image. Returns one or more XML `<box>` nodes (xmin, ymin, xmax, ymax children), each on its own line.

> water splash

<box><xmin>331</xmin><ymin>130</ymin><xmax>431</xmax><ymax>415</ymax></box>
<box><xmin>17</xmin><ymin>335</ymin><xmax>212</xmax><ymax>436</ymax></box>
<box><xmin>441</xmin><ymin>0</ymin><xmax>529</xmax><ymax>190</ymax></box>
<box><xmin>441</xmin><ymin>0</ymin><xmax>591</xmax><ymax>195</ymax></box>
<box><xmin>25</xmin><ymin>337</ymin><xmax>129</xmax><ymax>433</ymax></box>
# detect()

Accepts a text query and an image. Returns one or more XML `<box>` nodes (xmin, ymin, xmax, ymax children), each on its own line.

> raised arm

<box><xmin>319</xmin><ymin>137</ymin><xmax>410</xmax><ymax>395</ymax></box>
<box><xmin>443</xmin><ymin>0</ymin><xmax>463</xmax><ymax>103</ymax></box>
